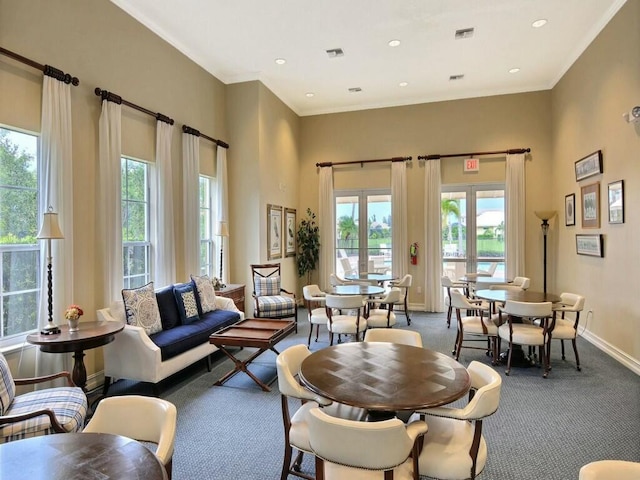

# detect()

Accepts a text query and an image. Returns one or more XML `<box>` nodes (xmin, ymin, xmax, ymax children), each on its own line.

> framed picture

<box><xmin>284</xmin><ymin>208</ymin><xmax>297</xmax><ymax>257</ymax></box>
<box><xmin>580</xmin><ymin>182</ymin><xmax>600</xmax><ymax>229</ymax></box>
<box><xmin>267</xmin><ymin>204</ymin><xmax>282</xmax><ymax>260</ymax></box>
<box><xmin>576</xmin><ymin>234</ymin><xmax>604</xmax><ymax>257</ymax></box>
<box><xmin>607</xmin><ymin>180</ymin><xmax>624</xmax><ymax>224</ymax></box>
<box><xmin>565</xmin><ymin>193</ymin><xmax>575</xmax><ymax>226</ymax></box>
<box><xmin>574</xmin><ymin>150</ymin><xmax>603</xmax><ymax>182</ymax></box>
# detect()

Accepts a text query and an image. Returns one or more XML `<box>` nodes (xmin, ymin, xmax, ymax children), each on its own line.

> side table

<box><xmin>216</xmin><ymin>283</ymin><xmax>245</xmax><ymax>312</ymax></box>
<box><xmin>27</xmin><ymin>321</ymin><xmax>124</xmax><ymax>391</ymax></box>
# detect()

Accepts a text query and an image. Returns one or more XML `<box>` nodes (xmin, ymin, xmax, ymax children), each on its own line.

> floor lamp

<box><xmin>534</xmin><ymin>210</ymin><xmax>556</xmax><ymax>294</ymax></box>
<box><xmin>217</xmin><ymin>221</ymin><xmax>229</xmax><ymax>280</ymax></box>
<box><xmin>37</xmin><ymin>208</ymin><xmax>64</xmax><ymax>334</ymax></box>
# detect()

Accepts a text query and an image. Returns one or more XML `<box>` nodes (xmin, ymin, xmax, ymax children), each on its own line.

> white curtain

<box><xmin>391</xmin><ymin>161</ymin><xmax>408</xmax><ymax>277</ymax></box>
<box><xmin>37</xmin><ymin>75</ymin><xmax>73</xmax><ymax>375</ymax></box>
<box><xmin>216</xmin><ymin>147</ymin><xmax>229</xmax><ymax>284</ymax></box>
<box><xmin>424</xmin><ymin>159</ymin><xmax>443</xmax><ymax>312</ymax></box>
<box><xmin>318</xmin><ymin>166</ymin><xmax>334</xmax><ymax>291</ymax></box>
<box><xmin>183</xmin><ymin>133</ymin><xmax>200</xmax><ymax>276</ymax></box>
<box><xmin>154</xmin><ymin>121</ymin><xmax>175</xmax><ymax>288</ymax></box>
<box><xmin>505</xmin><ymin>153</ymin><xmax>525</xmax><ymax>279</ymax></box>
<box><xmin>97</xmin><ymin>100</ymin><xmax>123</xmax><ymax>305</ymax></box>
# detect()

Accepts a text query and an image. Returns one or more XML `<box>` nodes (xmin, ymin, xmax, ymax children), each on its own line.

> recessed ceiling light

<box><xmin>455</xmin><ymin>28</ymin><xmax>474</xmax><ymax>39</ymax></box>
<box><xmin>326</xmin><ymin>48</ymin><xmax>344</xmax><ymax>58</ymax></box>
<box><xmin>348</xmin><ymin>87</ymin><xmax>362</xmax><ymax>93</ymax></box>
<box><xmin>532</xmin><ymin>19</ymin><xmax>547</xmax><ymax>28</ymax></box>
<box><xmin>449</xmin><ymin>74</ymin><xmax>465</xmax><ymax>81</ymax></box>
<box><xmin>305</xmin><ymin>92</ymin><xmax>315</xmax><ymax>98</ymax></box>
<box><xmin>388</xmin><ymin>39</ymin><xmax>401</xmax><ymax>47</ymax></box>
<box><xmin>274</xmin><ymin>58</ymin><xmax>286</xmax><ymax>65</ymax></box>
<box><xmin>509</xmin><ymin>68</ymin><xmax>521</xmax><ymax>74</ymax></box>
<box><xmin>399</xmin><ymin>82</ymin><xmax>408</xmax><ymax>87</ymax></box>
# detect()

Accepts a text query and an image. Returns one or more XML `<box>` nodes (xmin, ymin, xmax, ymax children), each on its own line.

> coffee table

<box><xmin>209</xmin><ymin>318</ymin><xmax>296</xmax><ymax>391</ymax></box>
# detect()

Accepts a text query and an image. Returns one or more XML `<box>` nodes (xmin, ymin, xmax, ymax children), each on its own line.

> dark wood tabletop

<box><xmin>475</xmin><ymin>289</ymin><xmax>561</xmax><ymax>304</ymax></box>
<box><xmin>0</xmin><ymin>432</ymin><xmax>167</xmax><ymax>480</ymax></box>
<box><xmin>27</xmin><ymin>320</ymin><xmax>124</xmax><ymax>390</ymax></box>
<box><xmin>327</xmin><ymin>284</ymin><xmax>385</xmax><ymax>296</ymax></box>
<box><xmin>299</xmin><ymin>342</ymin><xmax>470</xmax><ymax>413</ymax></box>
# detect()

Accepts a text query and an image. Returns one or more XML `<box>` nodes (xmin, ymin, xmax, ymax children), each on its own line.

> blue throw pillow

<box><xmin>173</xmin><ymin>283</ymin><xmax>200</xmax><ymax>325</ymax></box>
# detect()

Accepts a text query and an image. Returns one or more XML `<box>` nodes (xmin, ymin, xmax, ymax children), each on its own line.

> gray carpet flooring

<box><xmin>106</xmin><ymin>310</ymin><xmax>640</xmax><ymax>479</ymax></box>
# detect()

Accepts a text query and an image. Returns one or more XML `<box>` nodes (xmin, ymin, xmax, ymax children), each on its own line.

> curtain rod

<box><xmin>417</xmin><ymin>148</ymin><xmax>530</xmax><ymax>161</ymax></box>
<box><xmin>316</xmin><ymin>156</ymin><xmax>412</xmax><ymax>168</ymax></box>
<box><xmin>182</xmin><ymin>125</ymin><xmax>229</xmax><ymax>149</ymax></box>
<box><xmin>94</xmin><ymin>87</ymin><xmax>174</xmax><ymax>125</ymax></box>
<box><xmin>0</xmin><ymin>46</ymin><xmax>79</xmax><ymax>86</ymax></box>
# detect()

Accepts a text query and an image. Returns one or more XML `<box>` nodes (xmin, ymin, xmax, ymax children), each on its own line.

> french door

<box><xmin>441</xmin><ymin>184</ymin><xmax>505</xmax><ymax>279</ymax></box>
<box><xmin>335</xmin><ymin>190</ymin><xmax>392</xmax><ymax>276</ymax></box>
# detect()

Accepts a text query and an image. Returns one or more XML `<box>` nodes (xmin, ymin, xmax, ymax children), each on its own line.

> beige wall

<box><xmin>300</xmin><ymin>91</ymin><xmax>553</xmax><ymax>303</ymax></box>
<box><xmin>0</xmin><ymin>0</ymin><xmax>227</xmax><ymax>381</ymax></box>
<box><xmin>551</xmin><ymin>0</ymin><xmax>640</xmax><ymax>363</ymax></box>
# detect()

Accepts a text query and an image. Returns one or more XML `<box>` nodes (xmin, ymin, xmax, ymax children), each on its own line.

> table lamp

<box><xmin>217</xmin><ymin>221</ymin><xmax>229</xmax><ymax>280</ymax></box>
<box><xmin>534</xmin><ymin>210</ymin><xmax>556</xmax><ymax>293</ymax></box>
<box><xmin>37</xmin><ymin>207</ymin><xmax>64</xmax><ymax>334</ymax></box>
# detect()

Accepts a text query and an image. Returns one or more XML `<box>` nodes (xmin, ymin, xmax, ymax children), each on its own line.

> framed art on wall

<box><xmin>580</xmin><ymin>182</ymin><xmax>600</xmax><ymax>228</ymax></box>
<box><xmin>267</xmin><ymin>204</ymin><xmax>282</xmax><ymax>260</ymax></box>
<box><xmin>607</xmin><ymin>180</ymin><xmax>624</xmax><ymax>224</ymax></box>
<box><xmin>574</xmin><ymin>150</ymin><xmax>603</xmax><ymax>182</ymax></box>
<box><xmin>576</xmin><ymin>234</ymin><xmax>604</xmax><ymax>257</ymax></box>
<box><xmin>284</xmin><ymin>208</ymin><xmax>297</xmax><ymax>257</ymax></box>
<box><xmin>565</xmin><ymin>193</ymin><xmax>575</xmax><ymax>226</ymax></box>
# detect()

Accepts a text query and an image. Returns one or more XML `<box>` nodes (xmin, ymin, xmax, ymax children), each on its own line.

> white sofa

<box><xmin>98</xmin><ymin>295</ymin><xmax>244</xmax><ymax>395</ymax></box>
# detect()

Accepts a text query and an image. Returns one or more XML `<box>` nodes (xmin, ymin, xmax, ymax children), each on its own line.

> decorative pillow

<box><xmin>255</xmin><ymin>276</ymin><xmax>281</xmax><ymax>297</ymax></box>
<box><xmin>0</xmin><ymin>353</ymin><xmax>16</xmax><ymax>415</ymax></box>
<box><xmin>191</xmin><ymin>274</ymin><xmax>217</xmax><ymax>314</ymax></box>
<box><xmin>121</xmin><ymin>282</ymin><xmax>163</xmax><ymax>335</ymax></box>
<box><xmin>173</xmin><ymin>283</ymin><xmax>200</xmax><ymax>325</ymax></box>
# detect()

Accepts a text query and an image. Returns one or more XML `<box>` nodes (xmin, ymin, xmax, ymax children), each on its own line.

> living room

<box><xmin>0</xmin><ymin>0</ymin><xmax>638</xmax><ymax>475</ymax></box>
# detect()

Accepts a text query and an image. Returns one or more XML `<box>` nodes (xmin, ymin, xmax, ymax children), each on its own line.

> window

<box><xmin>0</xmin><ymin>127</ymin><xmax>40</xmax><ymax>342</ymax></box>
<box><xmin>121</xmin><ymin>157</ymin><xmax>151</xmax><ymax>289</ymax></box>
<box><xmin>199</xmin><ymin>176</ymin><xmax>217</xmax><ymax>277</ymax></box>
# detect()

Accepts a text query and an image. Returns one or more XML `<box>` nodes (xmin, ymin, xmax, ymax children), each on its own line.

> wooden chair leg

<box><xmin>455</xmin><ymin>331</ymin><xmax>463</xmax><ymax>361</ymax></box>
<box><xmin>505</xmin><ymin>341</ymin><xmax>513</xmax><ymax>375</ymax></box>
<box><xmin>307</xmin><ymin>326</ymin><xmax>313</xmax><ymax>346</ymax></box>
<box><xmin>572</xmin><ymin>338</ymin><xmax>582</xmax><ymax>371</ymax></box>
<box><xmin>315</xmin><ymin>325</ymin><xmax>320</xmax><ymax>341</ymax></box>
<box><xmin>561</xmin><ymin>339</ymin><xmax>566</xmax><ymax>360</ymax></box>
<box><xmin>447</xmin><ymin>306</ymin><xmax>453</xmax><ymax>328</ymax></box>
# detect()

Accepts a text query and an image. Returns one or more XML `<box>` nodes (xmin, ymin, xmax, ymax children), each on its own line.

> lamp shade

<box><xmin>534</xmin><ymin>210</ymin><xmax>557</xmax><ymax>221</ymax></box>
<box><xmin>37</xmin><ymin>211</ymin><xmax>64</xmax><ymax>239</ymax></box>
<box><xmin>217</xmin><ymin>221</ymin><xmax>229</xmax><ymax>237</ymax></box>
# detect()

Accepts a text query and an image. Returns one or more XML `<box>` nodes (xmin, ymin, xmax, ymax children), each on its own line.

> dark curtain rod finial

<box><xmin>94</xmin><ymin>87</ymin><xmax>122</xmax><ymax>104</ymax></box>
<box><xmin>156</xmin><ymin>112</ymin><xmax>174</xmax><ymax>126</ymax></box>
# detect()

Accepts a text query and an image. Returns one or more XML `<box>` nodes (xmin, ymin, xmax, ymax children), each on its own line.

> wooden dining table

<box><xmin>0</xmin><ymin>432</ymin><xmax>167</xmax><ymax>480</ymax></box>
<box><xmin>299</xmin><ymin>342</ymin><xmax>471</xmax><ymax>420</ymax></box>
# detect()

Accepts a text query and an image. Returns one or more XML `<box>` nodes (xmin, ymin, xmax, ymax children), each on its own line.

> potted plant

<box><xmin>296</xmin><ymin>208</ymin><xmax>320</xmax><ymax>285</ymax></box>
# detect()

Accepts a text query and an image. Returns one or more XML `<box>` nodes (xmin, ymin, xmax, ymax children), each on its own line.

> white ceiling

<box><xmin>111</xmin><ymin>0</ymin><xmax>626</xmax><ymax>117</ymax></box>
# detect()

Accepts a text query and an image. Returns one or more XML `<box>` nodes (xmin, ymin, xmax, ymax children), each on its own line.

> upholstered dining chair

<box><xmin>442</xmin><ymin>275</ymin><xmax>466</xmax><ymax>328</ymax></box>
<box><xmin>302</xmin><ymin>284</ymin><xmax>329</xmax><ymax>346</ymax></box>
<box><xmin>449</xmin><ymin>290</ymin><xmax>498</xmax><ymax>362</ymax></box>
<box><xmin>416</xmin><ymin>361</ymin><xmax>502</xmax><ymax>480</ymax></box>
<box><xmin>498</xmin><ymin>300</ymin><xmax>553</xmax><ymax>377</ymax></box>
<box><xmin>389</xmin><ymin>274</ymin><xmax>413</xmax><ymax>324</ymax></box>
<box><xmin>83</xmin><ymin>395</ymin><xmax>177</xmax><ymax>479</ymax></box>
<box><xmin>276</xmin><ymin>345</ymin><xmax>366</xmax><ymax>480</ymax></box>
<box><xmin>325</xmin><ymin>294</ymin><xmax>368</xmax><ymax>345</ymax></box>
<box><xmin>511</xmin><ymin>276</ymin><xmax>530</xmax><ymax>290</ymax></box>
<box><xmin>308</xmin><ymin>406</ymin><xmax>428</xmax><ymax>480</ymax></box>
<box><xmin>251</xmin><ymin>263</ymin><xmax>297</xmax><ymax>330</ymax></box>
<box><xmin>329</xmin><ymin>273</ymin><xmax>349</xmax><ymax>287</ymax></box>
<box><xmin>544</xmin><ymin>292</ymin><xmax>585</xmax><ymax>371</ymax></box>
<box><xmin>0</xmin><ymin>352</ymin><xmax>87</xmax><ymax>443</ymax></box>
<box><xmin>364</xmin><ymin>328</ymin><xmax>423</xmax><ymax>347</ymax></box>
<box><xmin>366</xmin><ymin>288</ymin><xmax>400</xmax><ymax>329</ymax></box>
<box><xmin>579</xmin><ymin>460</ymin><xmax>640</xmax><ymax>480</ymax></box>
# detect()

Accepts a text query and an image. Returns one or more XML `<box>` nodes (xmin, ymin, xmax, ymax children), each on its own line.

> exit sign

<box><xmin>464</xmin><ymin>158</ymin><xmax>480</xmax><ymax>172</ymax></box>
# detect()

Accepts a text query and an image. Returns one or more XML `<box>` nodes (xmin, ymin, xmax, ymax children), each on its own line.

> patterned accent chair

<box><xmin>0</xmin><ymin>352</ymin><xmax>87</xmax><ymax>443</ymax></box>
<box><xmin>251</xmin><ymin>264</ymin><xmax>297</xmax><ymax>331</ymax></box>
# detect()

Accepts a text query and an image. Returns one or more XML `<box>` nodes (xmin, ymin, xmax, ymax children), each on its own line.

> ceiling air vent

<box><xmin>449</xmin><ymin>74</ymin><xmax>465</xmax><ymax>81</ymax></box>
<box><xmin>348</xmin><ymin>87</ymin><xmax>362</xmax><ymax>93</ymax></box>
<box><xmin>455</xmin><ymin>27</ymin><xmax>474</xmax><ymax>39</ymax></box>
<box><xmin>326</xmin><ymin>48</ymin><xmax>344</xmax><ymax>58</ymax></box>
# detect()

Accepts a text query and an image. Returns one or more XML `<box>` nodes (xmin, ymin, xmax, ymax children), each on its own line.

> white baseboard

<box><xmin>580</xmin><ymin>330</ymin><xmax>640</xmax><ymax>375</ymax></box>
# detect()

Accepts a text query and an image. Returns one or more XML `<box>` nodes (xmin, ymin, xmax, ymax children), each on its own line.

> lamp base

<box><xmin>40</xmin><ymin>322</ymin><xmax>61</xmax><ymax>335</ymax></box>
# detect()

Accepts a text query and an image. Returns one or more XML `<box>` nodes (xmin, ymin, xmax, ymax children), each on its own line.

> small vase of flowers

<box><xmin>65</xmin><ymin>304</ymin><xmax>83</xmax><ymax>332</ymax></box>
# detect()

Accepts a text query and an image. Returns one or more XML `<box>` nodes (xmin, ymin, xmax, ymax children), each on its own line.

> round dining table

<box><xmin>0</xmin><ymin>432</ymin><xmax>167</xmax><ymax>480</ymax></box>
<box><xmin>475</xmin><ymin>289</ymin><xmax>561</xmax><ymax>304</ymax></box>
<box><xmin>299</xmin><ymin>342</ymin><xmax>470</xmax><ymax>420</ymax></box>
<box><xmin>345</xmin><ymin>273</ymin><xmax>396</xmax><ymax>284</ymax></box>
<box><xmin>327</xmin><ymin>284</ymin><xmax>385</xmax><ymax>296</ymax></box>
